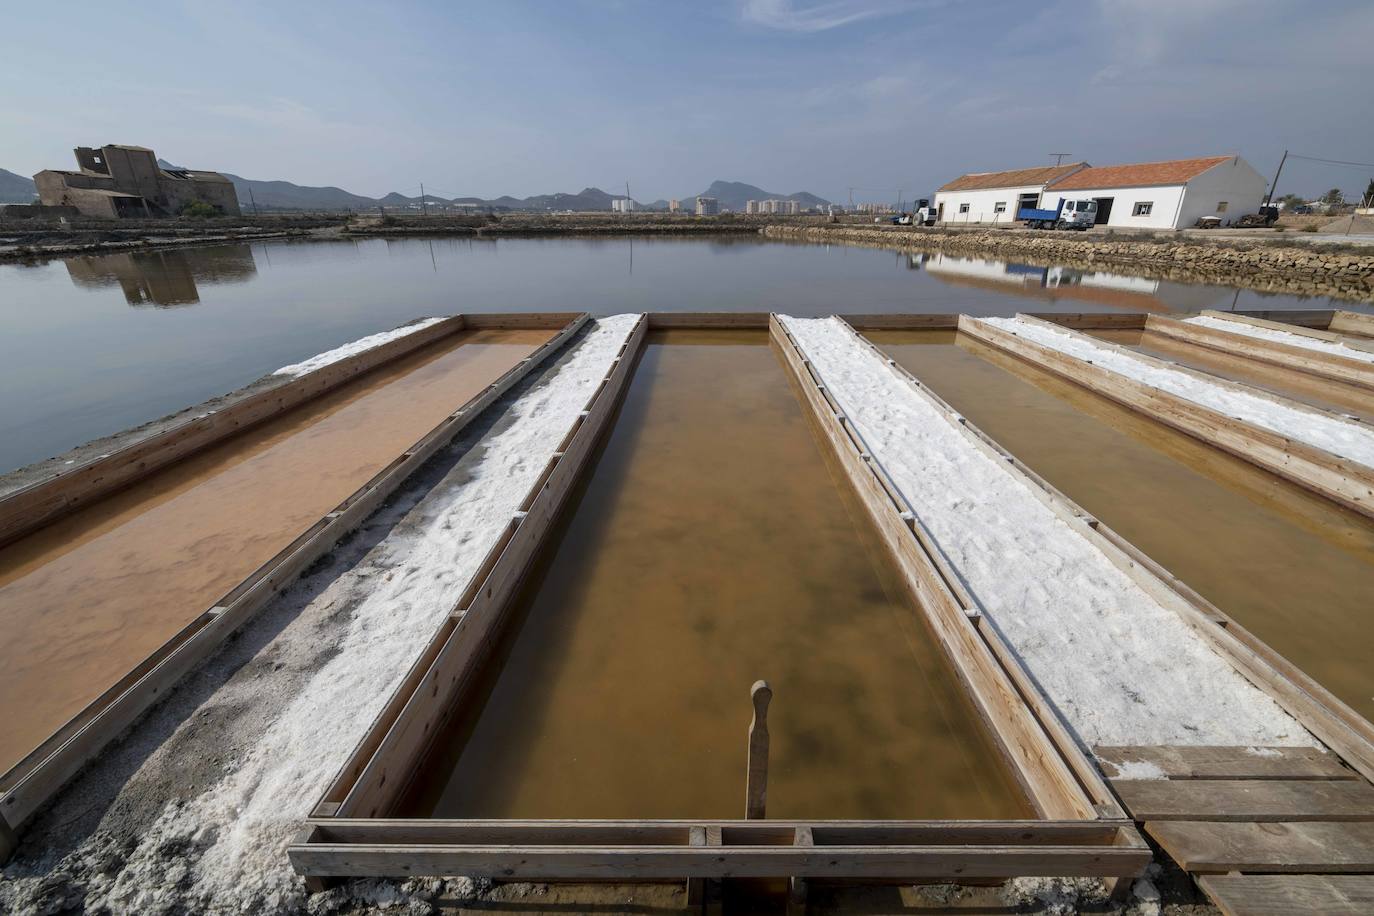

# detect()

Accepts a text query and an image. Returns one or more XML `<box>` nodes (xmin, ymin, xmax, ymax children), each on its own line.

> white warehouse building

<box><xmin>1041</xmin><ymin>156</ymin><xmax>1267</xmax><ymax>230</ymax></box>
<box><xmin>933</xmin><ymin>162</ymin><xmax>1088</xmax><ymax>226</ymax></box>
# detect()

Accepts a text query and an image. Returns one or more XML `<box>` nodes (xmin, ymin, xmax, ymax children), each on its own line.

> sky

<box><xmin>3</xmin><ymin>0</ymin><xmax>1373</xmax><ymax>204</ymax></box>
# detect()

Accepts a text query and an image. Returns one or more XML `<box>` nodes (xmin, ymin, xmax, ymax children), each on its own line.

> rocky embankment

<box><xmin>761</xmin><ymin>224</ymin><xmax>1374</xmax><ymax>303</ymax></box>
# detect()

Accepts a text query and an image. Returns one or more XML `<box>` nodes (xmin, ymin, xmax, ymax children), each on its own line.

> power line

<box><xmin>1287</xmin><ymin>153</ymin><xmax>1374</xmax><ymax>170</ymax></box>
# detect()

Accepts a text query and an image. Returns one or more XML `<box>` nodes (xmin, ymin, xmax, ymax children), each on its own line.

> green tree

<box><xmin>1322</xmin><ymin>187</ymin><xmax>1344</xmax><ymax>206</ymax></box>
<box><xmin>1277</xmin><ymin>193</ymin><xmax>1304</xmax><ymax>209</ymax></box>
<box><xmin>1363</xmin><ymin>178</ymin><xmax>1374</xmax><ymax>206</ymax></box>
<box><xmin>180</xmin><ymin>199</ymin><xmax>220</xmax><ymax>218</ymax></box>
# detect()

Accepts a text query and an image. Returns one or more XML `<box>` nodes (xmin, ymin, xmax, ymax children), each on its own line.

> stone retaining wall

<box><xmin>760</xmin><ymin>225</ymin><xmax>1374</xmax><ymax>304</ymax></box>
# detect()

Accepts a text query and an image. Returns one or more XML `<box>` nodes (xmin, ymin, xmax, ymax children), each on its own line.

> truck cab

<box><xmin>1019</xmin><ymin>197</ymin><xmax>1097</xmax><ymax>231</ymax></box>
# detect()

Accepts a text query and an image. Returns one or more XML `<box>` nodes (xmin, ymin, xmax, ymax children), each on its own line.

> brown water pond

<box><xmin>398</xmin><ymin>329</ymin><xmax>1031</xmax><ymax>821</ymax></box>
<box><xmin>866</xmin><ymin>328</ymin><xmax>1374</xmax><ymax>722</ymax></box>
<box><xmin>0</xmin><ymin>328</ymin><xmax>551</xmax><ymax>775</ymax></box>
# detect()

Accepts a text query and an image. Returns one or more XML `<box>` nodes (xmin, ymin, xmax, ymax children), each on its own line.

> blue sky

<box><xmin>3</xmin><ymin>0</ymin><xmax>1372</xmax><ymax>203</ymax></box>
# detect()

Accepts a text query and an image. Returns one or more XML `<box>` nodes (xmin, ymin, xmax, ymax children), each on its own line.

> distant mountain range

<box><xmin>1</xmin><ymin>161</ymin><xmax>829</xmax><ymax>213</ymax></box>
<box><xmin>0</xmin><ymin>169</ymin><xmax>38</xmax><ymax>204</ymax></box>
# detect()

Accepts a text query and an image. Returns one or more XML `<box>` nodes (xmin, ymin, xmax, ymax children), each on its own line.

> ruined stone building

<box><xmin>34</xmin><ymin>144</ymin><xmax>241</xmax><ymax>218</ymax></box>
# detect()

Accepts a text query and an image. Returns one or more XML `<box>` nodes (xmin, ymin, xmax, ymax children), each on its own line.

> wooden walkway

<box><xmin>1096</xmin><ymin>745</ymin><xmax>1374</xmax><ymax>915</ymax></box>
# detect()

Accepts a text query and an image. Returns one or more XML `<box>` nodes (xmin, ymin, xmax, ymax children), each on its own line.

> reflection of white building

<box><xmin>1043</xmin><ymin>266</ymin><xmax>1159</xmax><ymax>294</ymax></box>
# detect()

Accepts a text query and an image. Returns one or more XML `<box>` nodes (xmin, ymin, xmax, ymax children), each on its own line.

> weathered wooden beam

<box><xmin>1197</xmin><ymin>873</ymin><xmax>1374</xmax><ymax>916</ymax></box>
<box><xmin>1143</xmin><ymin>314</ymin><xmax>1374</xmax><ymax>391</ymax></box>
<box><xmin>1330</xmin><ymin>310</ymin><xmax>1374</xmax><ymax>338</ymax></box>
<box><xmin>745</xmin><ymin>681</ymin><xmax>772</xmax><ymax>820</ymax></box>
<box><xmin>1116</xmin><ymin>778</ymin><xmax>1374</xmax><ymax>821</ymax></box>
<box><xmin>1096</xmin><ymin>745</ymin><xmax>1356</xmax><ymax>781</ymax></box>
<box><xmin>1148</xmin><ymin>820</ymin><xmax>1374</xmax><ymax>873</ymax></box>
<box><xmin>288</xmin><ymin>842</ymin><xmax>1150</xmax><ymax>880</ymax></box>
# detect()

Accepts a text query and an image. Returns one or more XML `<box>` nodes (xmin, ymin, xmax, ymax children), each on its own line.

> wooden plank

<box><xmin>959</xmin><ymin>315</ymin><xmax>1374</xmax><ymax>518</ymax></box>
<box><xmin>1144</xmin><ymin>314</ymin><xmax>1374</xmax><ymax>391</ymax></box>
<box><xmin>771</xmin><ymin>316</ymin><xmax>1096</xmax><ymax>821</ymax></box>
<box><xmin>646</xmin><ymin>312</ymin><xmax>770</xmax><ymax>329</ymax></box>
<box><xmin>0</xmin><ymin>315</ymin><xmax>590</xmax><ymax>834</ymax></box>
<box><xmin>1233</xmin><ymin>308</ymin><xmax>1336</xmax><ymax>330</ymax></box>
<box><xmin>287</xmin><ymin>842</ymin><xmax>1150</xmax><ymax>880</ymax></box>
<box><xmin>1330</xmin><ymin>310</ymin><xmax>1374</xmax><ymax>338</ymax></box>
<box><xmin>1197</xmin><ymin>874</ymin><xmax>1374</xmax><ymax>916</ymax></box>
<box><xmin>1148</xmin><ymin>820</ymin><xmax>1374</xmax><ymax>873</ymax></box>
<box><xmin>1029</xmin><ymin>312</ymin><xmax>1150</xmax><ymax>331</ymax></box>
<box><xmin>1095</xmin><ymin>746</ymin><xmax>1356</xmax><ymax>781</ymax></box>
<box><xmin>837</xmin><ymin>314</ymin><xmax>961</xmax><ymax>331</ymax></box>
<box><xmin>1201</xmin><ymin>310</ymin><xmax>1374</xmax><ymax>353</ymax></box>
<box><xmin>0</xmin><ymin>315</ymin><xmax>471</xmax><ymax>548</ymax></box>
<box><xmin>333</xmin><ymin>317</ymin><xmax>647</xmax><ymax>818</ymax></box>
<box><xmin>1114</xmin><ymin>779</ymin><xmax>1374</xmax><ymax>821</ymax></box>
<box><xmin>308</xmin><ymin>819</ymin><xmax>1129</xmax><ymax>846</ymax></box>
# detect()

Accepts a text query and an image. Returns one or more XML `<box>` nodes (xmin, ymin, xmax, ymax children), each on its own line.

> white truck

<box><xmin>1018</xmin><ymin>197</ymin><xmax>1097</xmax><ymax>230</ymax></box>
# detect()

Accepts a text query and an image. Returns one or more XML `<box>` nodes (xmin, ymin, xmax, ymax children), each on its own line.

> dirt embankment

<box><xmin>761</xmin><ymin>224</ymin><xmax>1374</xmax><ymax>303</ymax></box>
<box><xmin>341</xmin><ymin>212</ymin><xmax>794</xmax><ymax>238</ymax></box>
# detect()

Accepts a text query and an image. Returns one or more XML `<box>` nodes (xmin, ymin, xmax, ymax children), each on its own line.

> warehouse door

<box><xmin>1093</xmin><ymin>197</ymin><xmax>1114</xmax><ymax>225</ymax></box>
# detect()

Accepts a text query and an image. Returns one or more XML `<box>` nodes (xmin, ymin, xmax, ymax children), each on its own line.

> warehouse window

<box><xmin>1133</xmin><ymin>201</ymin><xmax>1153</xmax><ymax>216</ymax></box>
<box><xmin>958</xmin><ymin>203</ymin><xmax>970</xmax><ymax>214</ymax></box>
<box><xmin>1216</xmin><ymin>201</ymin><xmax>1228</xmax><ymax>212</ymax></box>
<box><xmin>994</xmin><ymin>201</ymin><xmax>1007</xmax><ymax>213</ymax></box>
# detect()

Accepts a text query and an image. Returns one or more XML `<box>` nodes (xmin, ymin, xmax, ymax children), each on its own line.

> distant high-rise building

<box><xmin>745</xmin><ymin>200</ymin><xmax>759</xmax><ymax>214</ymax></box>
<box><xmin>782</xmin><ymin>200</ymin><xmax>801</xmax><ymax>215</ymax></box>
<box><xmin>668</xmin><ymin>199</ymin><xmax>682</xmax><ymax>213</ymax></box>
<box><xmin>695</xmin><ymin>196</ymin><xmax>718</xmax><ymax>216</ymax></box>
<box><xmin>611</xmin><ymin>198</ymin><xmax>636</xmax><ymax>213</ymax></box>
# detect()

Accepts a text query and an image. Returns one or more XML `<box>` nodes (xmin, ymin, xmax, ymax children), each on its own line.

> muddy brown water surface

<box><xmin>867</xmin><ymin>329</ymin><xmax>1374</xmax><ymax>722</ymax></box>
<box><xmin>399</xmin><ymin>329</ymin><xmax>1031</xmax><ymax>820</ymax></box>
<box><xmin>0</xmin><ymin>327</ymin><xmax>551</xmax><ymax>775</ymax></box>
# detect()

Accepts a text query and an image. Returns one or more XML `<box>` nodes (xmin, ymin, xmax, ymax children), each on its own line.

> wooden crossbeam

<box><xmin>1095</xmin><ymin>746</ymin><xmax>1356</xmax><ymax>781</ymax></box>
<box><xmin>1197</xmin><ymin>874</ymin><xmax>1374</xmax><ymax>916</ymax></box>
<box><xmin>1114</xmin><ymin>779</ymin><xmax>1374</xmax><ymax>822</ymax></box>
<box><xmin>1148</xmin><ymin>820</ymin><xmax>1374</xmax><ymax>873</ymax></box>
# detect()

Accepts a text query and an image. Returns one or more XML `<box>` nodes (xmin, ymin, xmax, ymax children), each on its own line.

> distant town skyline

<box><xmin>3</xmin><ymin>0</ymin><xmax>1372</xmax><ymax>203</ymax></box>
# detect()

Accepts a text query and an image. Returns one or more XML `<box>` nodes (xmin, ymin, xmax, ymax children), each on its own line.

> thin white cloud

<box><xmin>740</xmin><ymin>0</ymin><xmax>920</xmax><ymax>32</ymax></box>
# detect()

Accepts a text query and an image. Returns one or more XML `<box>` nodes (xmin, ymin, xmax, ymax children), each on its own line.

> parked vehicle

<box><xmin>1018</xmin><ymin>197</ymin><xmax>1097</xmax><ymax>230</ymax></box>
<box><xmin>890</xmin><ymin>199</ymin><xmax>936</xmax><ymax>227</ymax></box>
<box><xmin>1235</xmin><ymin>205</ymin><xmax>1279</xmax><ymax>228</ymax></box>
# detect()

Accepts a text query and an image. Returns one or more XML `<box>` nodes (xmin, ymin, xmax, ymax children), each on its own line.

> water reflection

<box><xmin>64</xmin><ymin>244</ymin><xmax>258</xmax><ymax>306</ymax></box>
<box><xmin>908</xmin><ymin>251</ymin><xmax>1221</xmax><ymax>313</ymax></box>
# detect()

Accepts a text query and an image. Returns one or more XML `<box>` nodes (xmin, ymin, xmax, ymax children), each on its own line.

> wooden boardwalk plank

<box><xmin>1148</xmin><ymin>820</ymin><xmax>1374</xmax><ymax>873</ymax></box>
<box><xmin>1095</xmin><ymin>746</ymin><xmax>1355</xmax><ymax>781</ymax></box>
<box><xmin>1197</xmin><ymin>874</ymin><xmax>1374</xmax><ymax>916</ymax></box>
<box><xmin>1114</xmin><ymin>779</ymin><xmax>1374</xmax><ymax>821</ymax></box>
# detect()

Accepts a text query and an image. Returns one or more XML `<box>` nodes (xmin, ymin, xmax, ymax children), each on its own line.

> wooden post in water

<box><xmin>746</xmin><ymin>680</ymin><xmax>772</xmax><ymax>820</ymax></box>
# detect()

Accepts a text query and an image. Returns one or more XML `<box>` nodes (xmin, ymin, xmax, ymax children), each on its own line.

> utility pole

<box><xmin>1049</xmin><ymin>152</ymin><xmax>1072</xmax><ymax>166</ymax></box>
<box><xmin>420</xmin><ymin>182</ymin><xmax>428</xmax><ymax>216</ymax></box>
<box><xmin>1263</xmin><ymin>150</ymin><xmax>1288</xmax><ymax>208</ymax></box>
<box><xmin>248</xmin><ymin>187</ymin><xmax>259</xmax><ymax>217</ymax></box>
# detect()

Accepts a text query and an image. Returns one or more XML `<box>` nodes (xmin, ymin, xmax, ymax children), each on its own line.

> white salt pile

<box><xmin>1185</xmin><ymin>314</ymin><xmax>1374</xmax><ymax>365</ymax></box>
<box><xmin>272</xmin><ymin>317</ymin><xmax>448</xmax><ymax>377</ymax></box>
<box><xmin>979</xmin><ymin>315</ymin><xmax>1374</xmax><ymax>467</ymax></box>
<box><xmin>780</xmin><ymin>315</ymin><xmax>1315</xmax><ymax>753</ymax></box>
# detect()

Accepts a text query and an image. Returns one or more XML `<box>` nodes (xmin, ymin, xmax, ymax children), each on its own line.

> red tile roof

<box><xmin>1047</xmin><ymin>156</ymin><xmax>1234</xmax><ymax>191</ymax></box>
<box><xmin>938</xmin><ymin>162</ymin><xmax>1088</xmax><ymax>192</ymax></box>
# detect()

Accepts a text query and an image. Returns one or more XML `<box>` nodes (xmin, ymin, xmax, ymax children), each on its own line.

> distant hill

<box><xmin>7</xmin><ymin>161</ymin><xmax>821</xmax><ymax>213</ymax></box>
<box><xmin>0</xmin><ymin>169</ymin><xmax>37</xmax><ymax>204</ymax></box>
<box><xmin>687</xmin><ymin>180</ymin><xmax>830</xmax><ymax>211</ymax></box>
